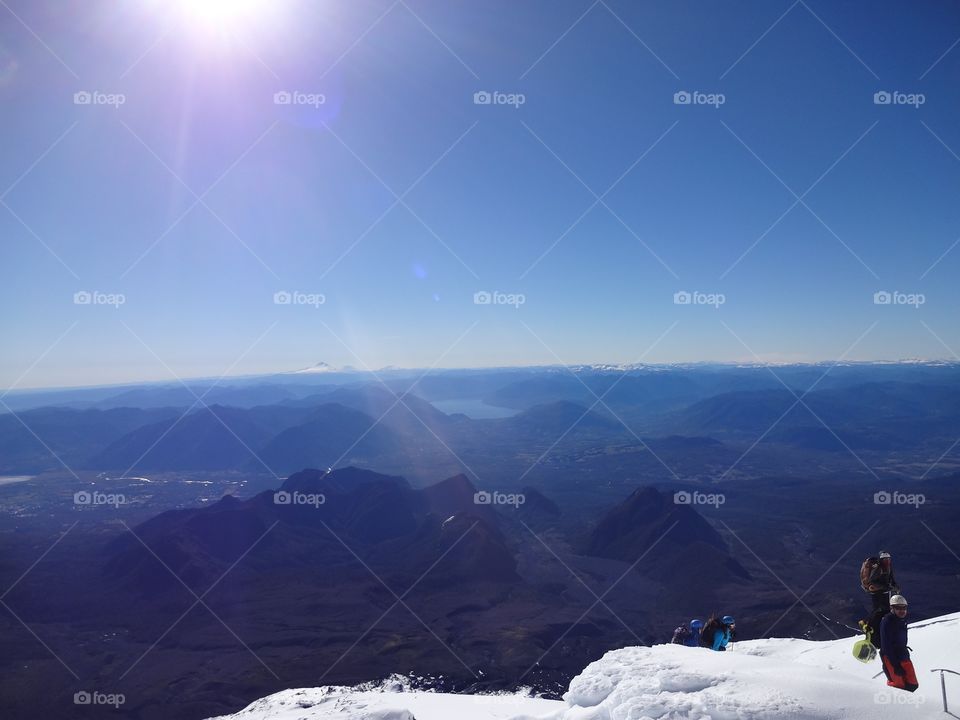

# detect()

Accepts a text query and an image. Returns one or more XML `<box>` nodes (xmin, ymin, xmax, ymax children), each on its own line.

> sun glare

<box><xmin>176</xmin><ymin>0</ymin><xmax>270</xmax><ymax>31</ymax></box>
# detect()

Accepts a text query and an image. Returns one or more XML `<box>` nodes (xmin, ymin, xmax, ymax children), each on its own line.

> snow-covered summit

<box><xmin>291</xmin><ymin>361</ymin><xmax>336</xmax><ymax>374</ymax></box>
<box><xmin>207</xmin><ymin>612</ymin><xmax>959</xmax><ymax>719</ymax></box>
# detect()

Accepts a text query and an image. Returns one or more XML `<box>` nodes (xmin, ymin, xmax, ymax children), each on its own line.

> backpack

<box><xmin>671</xmin><ymin>625</ymin><xmax>691</xmax><ymax>645</ymax></box>
<box><xmin>700</xmin><ymin>617</ymin><xmax>722</xmax><ymax>648</ymax></box>
<box><xmin>860</xmin><ymin>556</ymin><xmax>879</xmax><ymax>592</ymax></box>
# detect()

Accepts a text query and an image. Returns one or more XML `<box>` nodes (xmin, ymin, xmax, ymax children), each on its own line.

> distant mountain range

<box><xmin>672</xmin><ymin>381</ymin><xmax>960</xmax><ymax>446</ymax></box>
<box><xmin>3</xmin><ymin>366</ymin><xmax>960</xmax><ymax>475</ymax></box>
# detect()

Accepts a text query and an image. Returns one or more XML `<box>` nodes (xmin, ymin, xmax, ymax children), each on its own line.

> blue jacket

<box><xmin>683</xmin><ymin>629</ymin><xmax>701</xmax><ymax>647</ymax></box>
<box><xmin>880</xmin><ymin>612</ymin><xmax>909</xmax><ymax>663</ymax></box>
<box><xmin>711</xmin><ymin>627</ymin><xmax>732</xmax><ymax>651</ymax></box>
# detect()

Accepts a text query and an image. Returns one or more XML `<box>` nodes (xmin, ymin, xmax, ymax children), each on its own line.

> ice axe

<box><xmin>930</xmin><ymin>668</ymin><xmax>960</xmax><ymax>716</ymax></box>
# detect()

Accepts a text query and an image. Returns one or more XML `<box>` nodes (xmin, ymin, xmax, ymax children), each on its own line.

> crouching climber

<box><xmin>700</xmin><ymin>615</ymin><xmax>735</xmax><ymax>651</ymax></box>
<box><xmin>671</xmin><ymin>619</ymin><xmax>704</xmax><ymax>647</ymax></box>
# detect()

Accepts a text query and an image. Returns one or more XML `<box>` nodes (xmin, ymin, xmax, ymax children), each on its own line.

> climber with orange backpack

<box><xmin>859</xmin><ymin>551</ymin><xmax>900</xmax><ymax>649</ymax></box>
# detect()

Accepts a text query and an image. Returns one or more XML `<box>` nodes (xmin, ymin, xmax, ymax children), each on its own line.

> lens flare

<box><xmin>175</xmin><ymin>0</ymin><xmax>271</xmax><ymax>32</ymax></box>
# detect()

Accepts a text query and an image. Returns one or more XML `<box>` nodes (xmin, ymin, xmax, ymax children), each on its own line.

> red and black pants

<box><xmin>881</xmin><ymin>654</ymin><xmax>918</xmax><ymax>692</ymax></box>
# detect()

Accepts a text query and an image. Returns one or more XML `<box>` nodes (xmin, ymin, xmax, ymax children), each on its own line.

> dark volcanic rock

<box><xmin>105</xmin><ymin>467</ymin><xmax>514</xmax><ymax>595</ymax></box>
<box><xmin>586</xmin><ymin>486</ymin><xmax>750</xmax><ymax>586</ymax></box>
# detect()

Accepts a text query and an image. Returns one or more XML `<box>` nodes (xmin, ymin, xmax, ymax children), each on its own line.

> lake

<box><xmin>431</xmin><ymin>399</ymin><xmax>518</xmax><ymax>419</ymax></box>
<box><xmin>0</xmin><ymin>476</ymin><xmax>34</xmax><ymax>486</ymax></box>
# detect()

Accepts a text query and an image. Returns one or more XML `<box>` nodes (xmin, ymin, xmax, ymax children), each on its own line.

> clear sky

<box><xmin>2</xmin><ymin>0</ymin><xmax>959</xmax><ymax>389</ymax></box>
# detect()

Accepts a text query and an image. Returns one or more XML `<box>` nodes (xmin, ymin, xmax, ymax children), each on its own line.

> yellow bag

<box><xmin>852</xmin><ymin>636</ymin><xmax>877</xmax><ymax>663</ymax></box>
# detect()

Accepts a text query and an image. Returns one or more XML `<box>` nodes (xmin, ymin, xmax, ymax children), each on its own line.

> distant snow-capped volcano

<box><xmin>291</xmin><ymin>362</ymin><xmax>335</xmax><ymax>374</ymax></box>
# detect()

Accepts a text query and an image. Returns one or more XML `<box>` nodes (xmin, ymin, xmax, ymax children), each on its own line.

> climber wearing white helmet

<box><xmin>879</xmin><ymin>594</ymin><xmax>918</xmax><ymax>692</ymax></box>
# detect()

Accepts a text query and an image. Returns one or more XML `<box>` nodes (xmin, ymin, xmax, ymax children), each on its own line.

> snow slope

<box><xmin>206</xmin><ymin>679</ymin><xmax>562</xmax><ymax>720</ymax></box>
<box><xmin>208</xmin><ymin>612</ymin><xmax>959</xmax><ymax>720</ymax></box>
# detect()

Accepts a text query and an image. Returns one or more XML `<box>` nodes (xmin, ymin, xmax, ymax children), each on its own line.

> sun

<box><xmin>175</xmin><ymin>0</ymin><xmax>270</xmax><ymax>31</ymax></box>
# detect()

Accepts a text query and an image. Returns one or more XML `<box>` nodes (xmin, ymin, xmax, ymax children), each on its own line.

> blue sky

<box><xmin>1</xmin><ymin>0</ymin><xmax>960</xmax><ymax>388</ymax></box>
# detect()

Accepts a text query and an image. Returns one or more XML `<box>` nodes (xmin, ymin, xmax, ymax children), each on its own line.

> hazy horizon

<box><xmin>6</xmin><ymin>355</ymin><xmax>960</xmax><ymax>394</ymax></box>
